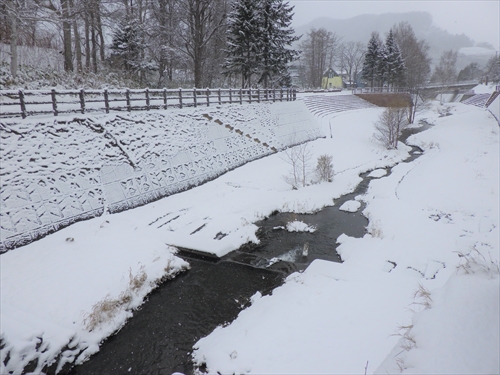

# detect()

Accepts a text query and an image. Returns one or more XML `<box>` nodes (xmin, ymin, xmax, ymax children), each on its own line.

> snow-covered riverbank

<box><xmin>192</xmin><ymin>97</ymin><xmax>499</xmax><ymax>374</ymax></box>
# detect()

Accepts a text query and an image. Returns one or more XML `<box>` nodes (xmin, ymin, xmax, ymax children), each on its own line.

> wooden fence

<box><xmin>0</xmin><ymin>87</ymin><xmax>297</xmax><ymax>118</ymax></box>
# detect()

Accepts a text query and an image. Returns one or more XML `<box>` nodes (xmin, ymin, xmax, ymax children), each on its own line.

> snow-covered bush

<box><xmin>0</xmin><ymin>61</ymin><xmax>140</xmax><ymax>90</ymax></box>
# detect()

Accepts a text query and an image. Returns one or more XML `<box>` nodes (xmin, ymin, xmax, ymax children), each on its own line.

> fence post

<box><xmin>239</xmin><ymin>88</ymin><xmax>243</xmax><ymax>104</ymax></box>
<box><xmin>280</xmin><ymin>88</ymin><xmax>283</xmax><ymax>102</ymax></box>
<box><xmin>145</xmin><ymin>88</ymin><xmax>150</xmax><ymax>110</ymax></box>
<box><xmin>179</xmin><ymin>88</ymin><xmax>183</xmax><ymax>109</ymax></box>
<box><xmin>293</xmin><ymin>88</ymin><xmax>296</xmax><ymax>101</ymax></box>
<box><xmin>193</xmin><ymin>88</ymin><xmax>197</xmax><ymax>107</ymax></box>
<box><xmin>104</xmin><ymin>89</ymin><xmax>110</xmax><ymax>113</ymax></box>
<box><xmin>206</xmin><ymin>88</ymin><xmax>210</xmax><ymax>107</ymax></box>
<box><xmin>126</xmin><ymin>89</ymin><xmax>131</xmax><ymax>112</ymax></box>
<box><xmin>218</xmin><ymin>88</ymin><xmax>221</xmax><ymax>105</ymax></box>
<box><xmin>273</xmin><ymin>89</ymin><xmax>276</xmax><ymax>102</ymax></box>
<box><xmin>163</xmin><ymin>89</ymin><xmax>168</xmax><ymax>109</ymax></box>
<box><xmin>51</xmin><ymin>88</ymin><xmax>58</xmax><ymax>116</ymax></box>
<box><xmin>229</xmin><ymin>88</ymin><xmax>232</xmax><ymax>104</ymax></box>
<box><xmin>257</xmin><ymin>88</ymin><xmax>260</xmax><ymax>103</ymax></box>
<box><xmin>79</xmin><ymin>89</ymin><xmax>85</xmax><ymax>114</ymax></box>
<box><xmin>249</xmin><ymin>88</ymin><xmax>252</xmax><ymax>103</ymax></box>
<box><xmin>266</xmin><ymin>89</ymin><xmax>269</xmax><ymax>102</ymax></box>
<box><xmin>18</xmin><ymin>90</ymin><xmax>27</xmax><ymax>119</ymax></box>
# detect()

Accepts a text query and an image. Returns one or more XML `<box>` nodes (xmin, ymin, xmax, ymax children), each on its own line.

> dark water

<box><xmin>68</xmin><ymin>260</ymin><xmax>284</xmax><ymax>375</ymax></box>
<box><xmin>67</xmin><ymin>123</ymin><xmax>429</xmax><ymax>375</ymax></box>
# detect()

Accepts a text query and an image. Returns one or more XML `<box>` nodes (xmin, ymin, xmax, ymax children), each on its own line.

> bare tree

<box><xmin>283</xmin><ymin>141</ymin><xmax>313</xmax><ymax>189</ymax></box>
<box><xmin>392</xmin><ymin>22</ymin><xmax>431</xmax><ymax>90</ymax></box>
<box><xmin>178</xmin><ymin>0</ymin><xmax>227</xmax><ymax>88</ymax></box>
<box><xmin>432</xmin><ymin>49</ymin><xmax>458</xmax><ymax>104</ymax></box>
<box><xmin>339</xmin><ymin>41</ymin><xmax>365</xmax><ymax>88</ymax></box>
<box><xmin>393</xmin><ymin>22</ymin><xmax>431</xmax><ymax>123</ymax></box>
<box><xmin>299</xmin><ymin>28</ymin><xmax>341</xmax><ymax>88</ymax></box>
<box><xmin>374</xmin><ymin>107</ymin><xmax>408</xmax><ymax>150</ymax></box>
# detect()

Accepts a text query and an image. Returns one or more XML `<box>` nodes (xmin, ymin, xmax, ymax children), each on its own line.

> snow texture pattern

<box><xmin>0</xmin><ymin>101</ymin><xmax>321</xmax><ymax>252</ymax></box>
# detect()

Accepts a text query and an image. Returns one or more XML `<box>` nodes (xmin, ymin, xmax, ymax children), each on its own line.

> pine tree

<box><xmin>110</xmin><ymin>17</ymin><xmax>143</xmax><ymax>75</ymax></box>
<box><xmin>383</xmin><ymin>29</ymin><xmax>405</xmax><ymax>88</ymax></box>
<box><xmin>362</xmin><ymin>32</ymin><xmax>382</xmax><ymax>88</ymax></box>
<box><xmin>223</xmin><ymin>0</ymin><xmax>261</xmax><ymax>87</ymax></box>
<box><xmin>257</xmin><ymin>0</ymin><xmax>300</xmax><ymax>88</ymax></box>
<box><xmin>224</xmin><ymin>0</ymin><xmax>300</xmax><ymax>88</ymax></box>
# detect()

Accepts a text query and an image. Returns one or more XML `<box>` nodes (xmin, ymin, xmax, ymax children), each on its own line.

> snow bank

<box><xmin>339</xmin><ymin>200</ymin><xmax>361</xmax><ymax>212</ymax></box>
<box><xmin>0</xmin><ymin>214</ymin><xmax>189</xmax><ymax>374</ymax></box>
<box><xmin>0</xmin><ymin>101</ymin><xmax>321</xmax><ymax>252</ymax></box>
<box><xmin>285</xmin><ymin>220</ymin><xmax>316</xmax><ymax>233</ymax></box>
<box><xmin>192</xmin><ymin>101</ymin><xmax>499</xmax><ymax>374</ymax></box>
<box><xmin>376</xmin><ymin>257</ymin><xmax>499</xmax><ymax>374</ymax></box>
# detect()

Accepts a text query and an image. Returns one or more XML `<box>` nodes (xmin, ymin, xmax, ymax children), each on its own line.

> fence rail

<box><xmin>0</xmin><ymin>87</ymin><xmax>297</xmax><ymax>118</ymax></box>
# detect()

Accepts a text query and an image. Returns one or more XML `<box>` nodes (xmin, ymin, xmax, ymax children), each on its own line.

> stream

<box><xmin>67</xmin><ymin>123</ymin><xmax>428</xmax><ymax>375</ymax></box>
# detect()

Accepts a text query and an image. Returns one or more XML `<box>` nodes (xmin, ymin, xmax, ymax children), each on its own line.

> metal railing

<box><xmin>0</xmin><ymin>87</ymin><xmax>297</xmax><ymax>118</ymax></box>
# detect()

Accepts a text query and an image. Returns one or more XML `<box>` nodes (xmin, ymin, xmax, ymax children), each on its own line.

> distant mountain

<box><xmin>293</xmin><ymin>11</ymin><xmax>489</xmax><ymax>69</ymax></box>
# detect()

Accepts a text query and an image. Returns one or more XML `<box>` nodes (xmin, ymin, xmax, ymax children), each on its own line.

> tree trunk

<box><xmin>90</xmin><ymin>9</ymin><xmax>97</xmax><ymax>73</ymax></box>
<box><xmin>61</xmin><ymin>0</ymin><xmax>74</xmax><ymax>72</ymax></box>
<box><xmin>95</xmin><ymin>2</ymin><xmax>105</xmax><ymax>62</ymax></box>
<box><xmin>10</xmin><ymin>8</ymin><xmax>18</xmax><ymax>79</ymax></box>
<box><xmin>70</xmin><ymin>0</ymin><xmax>83</xmax><ymax>73</ymax></box>
<box><xmin>84</xmin><ymin>13</ymin><xmax>91</xmax><ymax>70</ymax></box>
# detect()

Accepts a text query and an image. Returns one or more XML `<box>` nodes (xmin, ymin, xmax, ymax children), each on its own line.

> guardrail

<box><xmin>0</xmin><ymin>87</ymin><xmax>297</xmax><ymax>118</ymax></box>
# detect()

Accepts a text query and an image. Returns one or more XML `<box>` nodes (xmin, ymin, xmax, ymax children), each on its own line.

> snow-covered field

<box><xmin>1</xmin><ymin>87</ymin><xmax>499</xmax><ymax>374</ymax></box>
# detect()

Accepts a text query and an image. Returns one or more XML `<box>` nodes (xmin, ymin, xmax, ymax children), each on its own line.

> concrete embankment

<box><xmin>0</xmin><ymin>101</ymin><xmax>322</xmax><ymax>252</ymax></box>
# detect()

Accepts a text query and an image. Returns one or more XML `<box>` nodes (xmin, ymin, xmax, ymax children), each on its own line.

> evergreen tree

<box><xmin>223</xmin><ymin>0</ymin><xmax>261</xmax><ymax>88</ymax></box>
<box><xmin>258</xmin><ymin>0</ymin><xmax>300</xmax><ymax>88</ymax></box>
<box><xmin>362</xmin><ymin>32</ymin><xmax>382</xmax><ymax>88</ymax></box>
<box><xmin>224</xmin><ymin>0</ymin><xmax>300</xmax><ymax>88</ymax></box>
<box><xmin>110</xmin><ymin>17</ymin><xmax>143</xmax><ymax>75</ymax></box>
<box><xmin>383</xmin><ymin>29</ymin><xmax>405</xmax><ymax>88</ymax></box>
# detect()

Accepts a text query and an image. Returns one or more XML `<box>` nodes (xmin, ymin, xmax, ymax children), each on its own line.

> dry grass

<box><xmin>456</xmin><ymin>246</ymin><xmax>500</xmax><ymax>275</ymax></box>
<box><xmin>411</xmin><ymin>283</ymin><xmax>433</xmax><ymax>309</ymax></box>
<box><xmin>356</xmin><ymin>93</ymin><xmax>412</xmax><ymax>108</ymax></box>
<box><xmin>83</xmin><ymin>265</ymin><xmax>148</xmax><ymax>331</ymax></box>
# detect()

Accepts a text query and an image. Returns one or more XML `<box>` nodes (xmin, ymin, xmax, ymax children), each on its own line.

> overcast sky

<box><xmin>289</xmin><ymin>0</ymin><xmax>500</xmax><ymax>50</ymax></box>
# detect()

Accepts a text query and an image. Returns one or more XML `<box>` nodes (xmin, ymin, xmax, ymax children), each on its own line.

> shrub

<box><xmin>374</xmin><ymin>107</ymin><xmax>409</xmax><ymax>149</ymax></box>
<box><xmin>315</xmin><ymin>154</ymin><xmax>334</xmax><ymax>182</ymax></box>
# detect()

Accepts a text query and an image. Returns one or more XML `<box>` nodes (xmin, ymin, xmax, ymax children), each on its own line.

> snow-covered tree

<box><xmin>382</xmin><ymin>29</ymin><xmax>405</xmax><ymax>88</ymax></box>
<box><xmin>110</xmin><ymin>17</ymin><xmax>144</xmax><ymax>76</ymax></box>
<box><xmin>223</xmin><ymin>0</ymin><xmax>261</xmax><ymax>88</ymax></box>
<box><xmin>224</xmin><ymin>0</ymin><xmax>299</xmax><ymax>88</ymax></box>
<box><xmin>362</xmin><ymin>32</ymin><xmax>383</xmax><ymax>88</ymax></box>
<box><xmin>257</xmin><ymin>0</ymin><xmax>300</xmax><ymax>88</ymax></box>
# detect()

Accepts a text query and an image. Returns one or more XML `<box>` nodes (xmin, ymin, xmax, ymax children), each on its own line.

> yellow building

<box><xmin>322</xmin><ymin>68</ymin><xmax>344</xmax><ymax>90</ymax></box>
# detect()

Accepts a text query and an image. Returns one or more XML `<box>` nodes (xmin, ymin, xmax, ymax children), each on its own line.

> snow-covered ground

<box><xmin>192</xmin><ymin>94</ymin><xmax>499</xmax><ymax>374</ymax></box>
<box><xmin>1</xmin><ymin>87</ymin><xmax>499</xmax><ymax>374</ymax></box>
